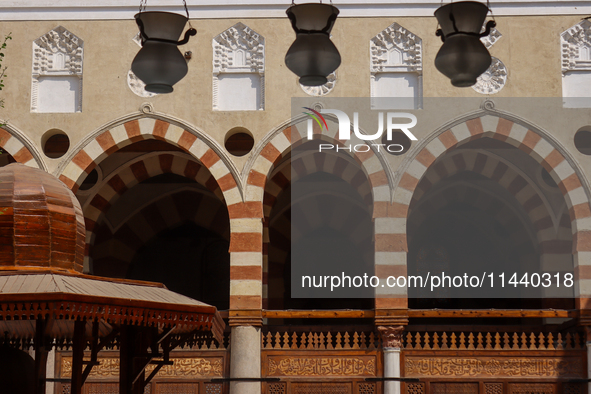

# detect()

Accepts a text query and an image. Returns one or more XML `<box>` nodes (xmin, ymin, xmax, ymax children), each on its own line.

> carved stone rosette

<box><xmin>473</xmin><ymin>27</ymin><xmax>507</xmax><ymax>95</ymax></box>
<box><xmin>377</xmin><ymin>326</ymin><xmax>405</xmax><ymax>349</ymax></box>
<box><xmin>472</xmin><ymin>57</ymin><xmax>507</xmax><ymax>95</ymax></box>
<box><xmin>300</xmin><ymin>72</ymin><xmax>336</xmax><ymax>96</ymax></box>
<box><xmin>127</xmin><ymin>70</ymin><xmax>157</xmax><ymax>98</ymax></box>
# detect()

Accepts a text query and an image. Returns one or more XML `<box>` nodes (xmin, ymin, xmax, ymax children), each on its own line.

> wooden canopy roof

<box><xmin>0</xmin><ymin>270</ymin><xmax>225</xmax><ymax>342</ymax></box>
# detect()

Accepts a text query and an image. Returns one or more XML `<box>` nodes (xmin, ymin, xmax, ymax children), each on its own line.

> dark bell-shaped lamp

<box><xmin>131</xmin><ymin>10</ymin><xmax>197</xmax><ymax>93</ymax></box>
<box><xmin>434</xmin><ymin>1</ymin><xmax>496</xmax><ymax>87</ymax></box>
<box><xmin>285</xmin><ymin>3</ymin><xmax>341</xmax><ymax>86</ymax></box>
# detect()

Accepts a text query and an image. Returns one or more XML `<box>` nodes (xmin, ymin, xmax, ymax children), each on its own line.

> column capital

<box><xmin>377</xmin><ymin>325</ymin><xmax>405</xmax><ymax>349</ymax></box>
<box><xmin>228</xmin><ymin>309</ymin><xmax>263</xmax><ymax>327</ymax></box>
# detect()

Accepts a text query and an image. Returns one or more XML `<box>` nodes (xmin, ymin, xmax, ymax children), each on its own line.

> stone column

<box><xmin>230</xmin><ymin>325</ymin><xmax>261</xmax><ymax>394</ymax></box>
<box><xmin>378</xmin><ymin>326</ymin><xmax>405</xmax><ymax>394</ymax></box>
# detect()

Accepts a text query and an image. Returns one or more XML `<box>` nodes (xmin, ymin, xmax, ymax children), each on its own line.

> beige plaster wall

<box><xmin>0</xmin><ymin>15</ymin><xmax>589</xmax><ymax>178</ymax></box>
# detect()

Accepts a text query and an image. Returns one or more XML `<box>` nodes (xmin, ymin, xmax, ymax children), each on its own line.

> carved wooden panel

<box><xmin>431</xmin><ymin>382</ymin><xmax>478</xmax><ymax>393</ymax></box>
<box><xmin>61</xmin><ymin>356</ymin><xmax>224</xmax><ymax>379</ymax></box>
<box><xmin>80</xmin><ymin>383</ymin><xmax>151</xmax><ymax>394</ymax></box>
<box><xmin>406</xmin><ymin>382</ymin><xmax>425</xmax><ymax>394</ymax></box>
<box><xmin>508</xmin><ymin>383</ymin><xmax>554</xmax><ymax>393</ymax></box>
<box><xmin>266</xmin><ymin>355</ymin><xmax>376</xmax><ymax>377</ymax></box>
<box><xmin>292</xmin><ymin>382</ymin><xmax>351</xmax><ymax>394</ymax></box>
<box><xmin>405</xmin><ymin>356</ymin><xmax>584</xmax><ymax>378</ymax></box>
<box><xmin>154</xmin><ymin>382</ymin><xmax>197</xmax><ymax>394</ymax></box>
<box><xmin>84</xmin><ymin>383</ymin><xmax>118</xmax><ymax>394</ymax></box>
<box><xmin>267</xmin><ymin>382</ymin><xmax>286</xmax><ymax>394</ymax></box>
<box><xmin>563</xmin><ymin>383</ymin><xmax>584</xmax><ymax>394</ymax></box>
<box><xmin>61</xmin><ymin>384</ymin><xmax>71</xmax><ymax>394</ymax></box>
<box><xmin>357</xmin><ymin>382</ymin><xmax>376</xmax><ymax>394</ymax></box>
<box><xmin>484</xmin><ymin>382</ymin><xmax>503</xmax><ymax>394</ymax></box>
<box><xmin>204</xmin><ymin>383</ymin><xmax>223</xmax><ymax>394</ymax></box>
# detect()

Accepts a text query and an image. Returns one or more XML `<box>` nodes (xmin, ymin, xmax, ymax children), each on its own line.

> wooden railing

<box><xmin>259</xmin><ymin>328</ymin><xmax>586</xmax><ymax>351</ymax></box>
<box><xmin>262</xmin><ymin>330</ymin><xmax>381</xmax><ymax>350</ymax></box>
<box><xmin>403</xmin><ymin>330</ymin><xmax>585</xmax><ymax>350</ymax></box>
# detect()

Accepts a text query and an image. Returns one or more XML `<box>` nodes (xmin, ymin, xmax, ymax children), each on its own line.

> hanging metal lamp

<box><xmin>285</xmin><ymin>2</ymin><xmax>342</xmax><ymax>86</ymax></box>
<box><xmin>434</xmin><ymin>1</ymin><xmax>496</xmax><ymax>87</ymax></box>
<box><xmin>131</xmin><ymin>0</ymin><xmax>197</xmax><ymax>93</ymax></box>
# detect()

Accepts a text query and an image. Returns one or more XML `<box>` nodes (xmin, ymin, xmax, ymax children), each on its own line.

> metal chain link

<box><xmin>137</xmin><ymin>0</ymin><xmax>193</xmax><ymax>27</ymax></box>
<box><xmin>138</xmin><ymin>0</ymin><xmax>190</xmax><ymax>18</ymax></box>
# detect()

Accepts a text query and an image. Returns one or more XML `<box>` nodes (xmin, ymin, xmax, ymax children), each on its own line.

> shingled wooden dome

<box><xmin>0</xmin><ymin>163</ymin><xmax>85</xmax><ymax>272</ymax></box>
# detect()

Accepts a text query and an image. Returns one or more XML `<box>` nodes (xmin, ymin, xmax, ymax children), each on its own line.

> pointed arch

<box><xmin>57</xmin><ymin>113</ymin><xmax>241</xmax><ymax>204</ymax></box>
<box><xmin>379</xmin><ymin>111</ymin><xmax>591</xmax><ymax>309</ymax></box>
<box><xmin>0</xmin><ymin>124</ymin><xmax>46</xmax><ymax>170</ymax></box>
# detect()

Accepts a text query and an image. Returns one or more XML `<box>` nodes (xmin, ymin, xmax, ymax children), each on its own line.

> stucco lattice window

<box><xmin>370</xmin><ymin>23</ymin><xmax>422</xmax><ymax>110</ymax></box>
<box><xmin>31</xmin><ymin>26</ymin><xmax>83</xmax><ymax>113</ymax></box>
<box><xmin>561</xmin><ymin>20</ymin><xmax>591</xmax><ymax>108</ymax></box>
<box><xmin>212</xmin><ymin>23</ymin><xmax>264</xmax><ymax>111</ymax></box>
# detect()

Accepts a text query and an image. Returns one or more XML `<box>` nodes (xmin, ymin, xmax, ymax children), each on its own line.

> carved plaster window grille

<box><xmin>31</xmin><ymin>26</ymin><xmax>83</xmax><ymax>113</ymax></box>
<box><xmin>370</xmin><ymin>23</ymin><xmax>422</xmax><ymax>110</ymax></box>
<box><xmin>212</xmin><ymin>23</ymin><xmax>264</xmax><ymax>111</ymax></box>
<box><xmin>561</xmin><ymin>20</ymin><xmax>591</xmax><ymax>107</ymax></box>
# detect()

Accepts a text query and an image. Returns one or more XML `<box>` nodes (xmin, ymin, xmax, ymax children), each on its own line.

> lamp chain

<box><xmin>137</xmin><ymin>0</ymin><xmax>193</xmax><ymax>28</ymax></box>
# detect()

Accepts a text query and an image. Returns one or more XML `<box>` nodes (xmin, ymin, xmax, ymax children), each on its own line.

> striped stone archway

<box><xmin>58</xmin><ymin>116</ymin><xmax>240</xmax><ymax>200</ymax></box>
<box><xmin>386</xmin><ymin>113</ymin><xmax>591</xmax><ymax>309</ymax></box>
<box><xmin>56</xmin><ymin>114</ymin><xmax>265</xmax><ymax>315</ymax></box>
<box><xmin>0</xmin><ymin>125</ymin><xmax>46</xmax><ymax>170</ymax></box>
<box><xmin>81</xmin><ymin>151</ymin><xmax>226</xmax><ymax>269</ymax></box>
<box><xmin>244</xmin><ymin>117</ymin><xmax>395</xmax><ymax>313</ymax></box>
<box><xmin>409</xmin><ymin>150</ymin><xmax>572</xmax><ymax>257</ymax></box>
<box><xmin>263</xmin><ymin>148</ymin><xmax>374</xmax><ymax>309</ymax></box>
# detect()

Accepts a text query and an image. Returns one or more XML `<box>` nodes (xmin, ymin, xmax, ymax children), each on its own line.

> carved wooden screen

<box><xmin>292</xmin><ymin>382</ymin><xmax>351</xmax><ymax>393</ymax></box>
<box><xmin>483</xmin><ymin>382</ymin><xmax>503</xmax><ymax>394</ymax></box>
<box><xmin>507</xmin><ymin>383</ymin><xmax>555</xmax><ymax>393</ymax></box>
<box><xmin>430</xmin><ymin>382</ymin><xmax>478</xmax><ymax>393</ymax></box>
<box><xmin>55</xmin><ymin>351</ymin><xmax>228</xmax><ymax>394</ymax></box>
<box><xmin>153</xmin><ymin>383</ymin><xmax>197</xmax><ymax>394</ymax></box>
<box><xmin>406</xmin><ymin>382</ymin><xmax>425</xmax><ymax>394</ymax></box>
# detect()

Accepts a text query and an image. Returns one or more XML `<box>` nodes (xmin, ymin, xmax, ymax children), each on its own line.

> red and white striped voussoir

<box><xmin>59</xmin><ymin>118</ymin><xmax>240</xmax><ymax>205</ymax></box>
<box><xmin>247</xmin><ymin>125</ymin><xmax>390</xmax><ymax>216</ymax></box>
<box><xmin>410</xmin><ymin>150</ymin><xmax>563</xmax><ymax>248</ymax></box>
<box><xmin>252</xmin><ymin>123</ymin><xmax>390</xmax><ymax>309</ymax></box>
<box><xmin>375</xmin><ymin>115</ymin><xmax>591</xmax><ymax>306</ymax></box>
<box><xmin>0</xmin><ymin>128</ymin><xmax>39</xmax><ymax>168</ymax></box>
<box><xmin>83</xmin><ymin>152</ymin><xmax>224</xmax><ymax>236</ymax></box>
<box><xmin>262</xmin><ymin>153</ymin><xmax>372</xmax><ymax>222</ymax></box>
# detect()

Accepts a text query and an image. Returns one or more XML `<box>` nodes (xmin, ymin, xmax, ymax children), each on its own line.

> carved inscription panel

<box><xmin>405</xmin><ymin>357</ymin><xmax>584</xmax><ymax>378</ymax></box>
<box><xmin>267</xmin><ymin>356</ymin><xmax>376</xmax><ymax>377</ymax></box>
<box><xmin>61</xmin><ymin>357</ymin><xmax>224</xmax><ymax>379</ymax></box>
